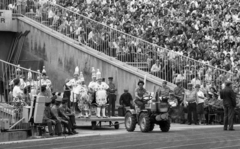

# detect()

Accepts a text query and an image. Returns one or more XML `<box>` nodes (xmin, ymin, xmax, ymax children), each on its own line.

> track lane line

<box><xmin>52</xmin><ymin>132</ymin><xmax>240</xmax><ymax>149</ymax></box>
<box><xmin>210</xmin><ymin>144</ymin><xmax>240</xmax><ymax>149</ymax></box>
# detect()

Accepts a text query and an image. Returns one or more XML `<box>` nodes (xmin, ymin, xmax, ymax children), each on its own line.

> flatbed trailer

<box><xmin>77</xmin><ymin>116</ymin><xmax>125</xmax><ymax>130</ymax></box>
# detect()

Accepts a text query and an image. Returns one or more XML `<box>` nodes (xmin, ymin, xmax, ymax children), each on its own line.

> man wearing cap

<box><xmin>43</xmin><ymin>97</ymin><xmax>62</xmax><ymax>136</ymax></box>
<box><xmin>220</xmin><ymin>81</ymin><xmax>236</xmax><ymax>131</ymax></box>
<box><xmin>184</xmin><ymin>83</ymin><xmax>198</xmax><ymax>125</ymax></box>
<box><xmin>59</xmin><ymin>98</ymin><xmax>78</xmax><ymax>134</ymax></box>
<box><xmin>51</xmin><ymin>96</ymin><xmax>73</xmax><ymax>135</ymax></box>
<box><xmin>107</xmin><ymin>77</ymin><xmax>117</xmax><ymax>117</ymax></box>
<box><xmin>173</xmin><ymin>81</ymin><xmax>185</xmax><ymax>124</ymax></box>
<box><xmin>119</xmin><ymin>89</ymin><xmax>134</xmax><ymax>109</ymax></box>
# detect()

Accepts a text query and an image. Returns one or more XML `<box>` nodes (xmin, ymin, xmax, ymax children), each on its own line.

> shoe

<box><xmin>103</xmin><ymin>116</ymin><xmax>107</xmax><ymax>118</ymax></box>
<box><xmin>229</xmin><ymin>129</ymin><xmax>235</xmax><ymax>131</ymax></box>
<box><xmin>97</xmin><ymin>115</ymin><xmax>101</xmax><ymax>118</ymax></box>
<box><xmin>72</xmin><ymin>130</ymin><xmax>78</xmax><ymax>134</ymax></box>
<box><xmin>68</xmin><ymin>131</ymin><xmax>74</xmax><ymax>135</ymax></box>
<box><xmin>188</xmin><ymin>123</ymin><xmax>192</xmax><ymax>125</ymax></box>
<box><xmin>63</xmin><ymin>131</ymin><xmax>68</xmax><ymax>135</ymax></box>
<box><xmin>223</xmin><ymin>129</ymin><xmax>227</xmax><ymax>131</ymax></box>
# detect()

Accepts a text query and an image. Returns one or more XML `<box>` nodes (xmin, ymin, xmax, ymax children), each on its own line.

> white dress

<box><xmin>77</xmin><ymin>85</ymin><xmax>89</xmax><ymax>110</ymax></box>
<box><xmin>94</xmin><ymin>82</ymin><xmax>109</xmax><ymax>106</ymax></box>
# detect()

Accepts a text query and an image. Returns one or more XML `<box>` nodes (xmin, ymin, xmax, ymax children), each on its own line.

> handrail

<box><xmin>0</xmin><ymin>59</ymin><xmax>40</xmax><ymax>74</ymax></box>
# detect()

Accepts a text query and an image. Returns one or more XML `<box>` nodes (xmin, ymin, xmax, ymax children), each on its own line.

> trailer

<box><xmin>77</xmin><ymin>116</ymin><xmax>125</xmax><ymax>130</ymax></box>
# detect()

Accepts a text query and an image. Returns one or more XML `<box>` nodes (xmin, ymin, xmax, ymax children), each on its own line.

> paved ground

<box><xmin>1</xmin><ymin>122</ymin><xmax>240</xmax><ymax>149</ymax></box>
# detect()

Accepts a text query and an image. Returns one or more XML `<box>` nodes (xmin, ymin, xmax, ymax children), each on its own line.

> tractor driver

<box><xmin>134</xmin><ymin>80</ymin><xmax>148</xmax><ymax>110</ymax></box>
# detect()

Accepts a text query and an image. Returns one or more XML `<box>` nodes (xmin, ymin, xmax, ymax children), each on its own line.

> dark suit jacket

<box><xmin>220</xmin><ymin>87</ymin><xmax>236</xmax><ymax>107</ymax></box>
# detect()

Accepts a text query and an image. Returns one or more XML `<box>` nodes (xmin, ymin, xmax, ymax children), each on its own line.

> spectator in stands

<box><xmin>150</xmin><ymin>59</ymin><xmax>161</xmax><ymax>76</ymax></box>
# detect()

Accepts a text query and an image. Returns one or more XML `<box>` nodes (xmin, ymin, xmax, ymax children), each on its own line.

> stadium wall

<box><xmin>17</xmin><ymin>17</ymin><xmax>176</xmax><ymax>101</ymax></box>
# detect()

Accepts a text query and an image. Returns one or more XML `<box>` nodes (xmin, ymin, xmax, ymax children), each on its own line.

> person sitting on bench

<box><xmin>59</xmin><ymin>98</ymin><xmax>78</xmax><ymax>134</ymax></box>
<box><xmin>43</xmin><ymin>97</ymin><xmax>62</xmax><ymax>136</ymax></box>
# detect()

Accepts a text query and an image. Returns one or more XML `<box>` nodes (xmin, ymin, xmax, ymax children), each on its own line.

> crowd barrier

<box><xmin>0</xmin><ymin>59</ymin><xmax>41</xmax><ymax>130</ymax></box>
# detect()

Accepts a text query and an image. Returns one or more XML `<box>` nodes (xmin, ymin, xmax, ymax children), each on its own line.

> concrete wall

<box><xmin>17</xmin><ymin>17</ymin><xmax>176</xmax><ymax>103</ymax></box>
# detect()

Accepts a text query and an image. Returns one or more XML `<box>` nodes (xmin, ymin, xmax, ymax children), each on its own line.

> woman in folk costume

<box><xmin>77</xmin><ymin>77</ymin><xmax>90</xmax><ymax>118</ymax></box>
<box><xmin>92</xmin><ymin>69</ymin><xmax>109</xmax><ymax>118</ymax></box>
<box><xmin>26</xmin><ymin>68</ymin><xmax>37</xmax><ymax>95</ymax></box>
<box><xmin>38</xmin><ymin>66</ymin><xmax>52</xmax><ymax>97</ymax></box>
<box><xmin>66</xmin><ymin>66</ymin><xmax>81</xmax><ymax>114</ymax></box>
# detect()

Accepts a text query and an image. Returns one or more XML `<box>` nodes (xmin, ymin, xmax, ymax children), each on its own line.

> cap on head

<box><xmin>195</xmin><ymin>84</ymin><xmax>200</xmax><ymax>88</ymax></box>
<box><xmin>138</xmin><ymin>80</ymin><xmax>144</xmax><ymax>86</ymax></box>
<box><xmin>225</xmin><ymin>81</ymin><xmax>232</xmax><ymax>87</ymax></box>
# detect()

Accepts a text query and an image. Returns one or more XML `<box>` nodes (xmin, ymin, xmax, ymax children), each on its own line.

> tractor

<box><xmin>124</xmin><ymin>93</ymin><xmax>177</xmax><ymax>133</ymax></box>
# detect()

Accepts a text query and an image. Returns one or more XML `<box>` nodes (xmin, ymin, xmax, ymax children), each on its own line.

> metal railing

<box><xmin>3</xmin><ymin>1</ymin><xmax>235</xmax><ymax>92</ymax></box>
<box><xmin>0</xmin><ymin>59</ymin><xmax>41</xmax><ymax>130</ymax></box>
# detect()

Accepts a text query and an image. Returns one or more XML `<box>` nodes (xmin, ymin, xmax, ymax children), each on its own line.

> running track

<box><xmin>1</xmin><ymin>126</ymin><xmax>240</xmax><ymax>149</ymax></box>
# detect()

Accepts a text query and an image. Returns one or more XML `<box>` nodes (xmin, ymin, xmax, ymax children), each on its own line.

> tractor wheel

<box><xmin>139</xmin><ymin>113</ymin><xmax>151</xmax><ymax>132</ymax></box>
<box><xmin>149</xmin><ymin>123</ymin><xmax>155</xmax><ymax>131</ymax></box>
<box><xmin>125</xmin><ymin>112</ymin><xmax>137</xmax><ymax>132</ymax></box>
<box><xmin>159</xmin><ymin>120</ymin><xmax>170</xmax><ymax>132</ymax></box>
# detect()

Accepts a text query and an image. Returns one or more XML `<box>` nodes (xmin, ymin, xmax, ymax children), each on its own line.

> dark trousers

<box><xmin>187</xmin><ymin>103</ymin><xmax>197</xmax><ymax>124</ymax></box>
<box><xmin>46</xmin><ymin>120</ymin><xmax>62</xmax><ymax>135</ymax></box>
<box><xmin>224</xmin><ymin>105</ymin><xmax>235</xmax><ymax>130</ymax></box>
<box><xmin>178</xmin><ymin>105</ymin><xmax>186</xmax><ymax>122</ymax></box>
<box><xmin>108</xmin><ymin>94</ymin><xmax>116</xmax><ymax>116</ymax></box>
<box><xmin>135</xmin><ymin>99</ymin><xmax>147</xmax><ymax>110</ymax></box>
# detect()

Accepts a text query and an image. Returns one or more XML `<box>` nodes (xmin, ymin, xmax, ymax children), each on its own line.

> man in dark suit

<box><xmin>220</xmin><ymin>81</ymin><xmax>236</xmax><ymax>131</ymax></box>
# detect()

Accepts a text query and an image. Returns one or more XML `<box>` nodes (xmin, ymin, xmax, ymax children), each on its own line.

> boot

<box><xmin>96</xmin><ymin>107</ymin><xmax>101</xmax><ymax>118</ymax></box>
<box><xmin>102</xmin><ymin>107</ymin><xmax>107</xmax><ymax>118</ymax></box>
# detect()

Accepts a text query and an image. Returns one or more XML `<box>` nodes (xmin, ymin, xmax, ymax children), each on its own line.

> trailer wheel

<box><xmin>91</xmin><ymin>121</ymin><xmax>97</xmax><ymax>130</ymax></box>
<box><xmin>114</xmin><ymin>122</ymin><xmax>119</xmax><ymax>129</ymax></box>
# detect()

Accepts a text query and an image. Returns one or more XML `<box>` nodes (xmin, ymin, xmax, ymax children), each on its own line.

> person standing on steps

<box><xmin>220</xmin><ymin>81</ymin><xmax>236</xmax><ymax>131</ymax></box>
<box><xmin>184</xmin><ymin>83</ymin><xmax>198</xmax><ymax>125</ymax></box>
